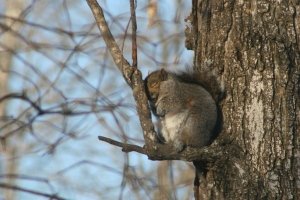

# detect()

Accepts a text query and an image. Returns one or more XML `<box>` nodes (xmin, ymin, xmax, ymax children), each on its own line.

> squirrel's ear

<box><xmin>160</xmin><ymin>69</ymin><xmax>168</xmax><ymax>80</ymax></box>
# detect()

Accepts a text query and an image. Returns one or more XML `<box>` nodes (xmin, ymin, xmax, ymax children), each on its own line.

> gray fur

<box><xmin>155</xmin><ymin>73</ymin><xmax>217</xmax><ymax>151</ymax></box>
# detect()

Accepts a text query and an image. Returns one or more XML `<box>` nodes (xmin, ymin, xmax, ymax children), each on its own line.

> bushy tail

<box><xmin>195</xmin><ymin>68</ymin><xmax>225</xmax><ymax>103</ymax></box>
<box><xmin>176</xmin><ymin>66</ymin><xmax>225</xmax><ymax>103</ymax></box>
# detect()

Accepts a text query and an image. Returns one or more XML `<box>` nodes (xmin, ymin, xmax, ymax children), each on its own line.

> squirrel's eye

<box><xmin>150</xmin><ymin>82</ymin><xmax>159</xmax><ymax>88</ymax></box>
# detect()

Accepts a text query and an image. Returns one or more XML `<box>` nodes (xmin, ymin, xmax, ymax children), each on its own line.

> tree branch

<box><xmin>98</xmin><ymin>136</ymin><xmax>146</xmax><ymax>155</ymax></box>
<box><xmin>0</xmin><ymin>183</ymin><xmax>67</xmax><ymax>200</ymax></box>
<box><xmin>0</xmin><ymin>93</ymin><xmax>103</xmax><ymax>116</ymax></box>
<box><xmin>86</xmin><ymin>0</ymin><xmax>157</xmax><ymax>148</ymax></box>
<box><xmin>0</xmin><ymin>93</ymin><xmax>43</xmax><ymax>114</ymax></box>
<box><xmin>130</xmin><ymin>0</ymin><xmax>138</xmax><ymax>68</ymax></box>
<box><xmin>86</xmin><ymin>0</ymin><xmax>132</xmax><ymax>82</ymax></box>
<box><xmin>97</xmin><ymin>135</ymin><xmax>233</xmax><ymax>165</ymax></box>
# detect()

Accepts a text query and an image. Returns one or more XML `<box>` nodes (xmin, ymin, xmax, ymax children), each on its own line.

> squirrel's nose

<box><xmin>151</xmin><ymin>94</ymin><xmax>158</xmax><ymax>101</ymax></box>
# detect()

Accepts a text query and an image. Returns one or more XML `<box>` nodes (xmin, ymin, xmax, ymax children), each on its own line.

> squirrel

<box><xmin>144</xmin><ymin>67</ymin><xmax>224</xmax><ymax>198</ymax></box>
<box><xmin>144</xmin><ymin>68</ymin><xmax>224</xmax><ymax>152</ymax></box>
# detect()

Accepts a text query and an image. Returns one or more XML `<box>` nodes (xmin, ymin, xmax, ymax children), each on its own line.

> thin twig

<box><xmin>130</xmin><ymin>0</ymin><xmax>138</xmax><ymax>68</ymax></box>
<box><xmin>0</xmin><ymin>183</ymin><xmax>67</xmax><ymax>200</ymax></box>
<box><xmin>98</xmin><ymin>136</ymin><xmax>146</xmax><ymax>154</ymax></box>
<box><xmin>0</xmin><ymin>93</ymin><xmax>104</xmax><ymax>116</ymax></box>
<box><xmin>0</xmin><ymin>93</ymin><xmax>43</xmax><ymax>114</ymax></box>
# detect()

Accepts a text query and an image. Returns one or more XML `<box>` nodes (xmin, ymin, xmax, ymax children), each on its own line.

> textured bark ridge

<box><xmin>187</xmin><ymin>0</ymin><xmax>300</xmax><ymax>199</ymax></box>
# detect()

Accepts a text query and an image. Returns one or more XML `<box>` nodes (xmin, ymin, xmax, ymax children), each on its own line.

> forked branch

<box><xmin>86</xmin><ymin>0</ymin><xmax>157</xmax><ymax>148</ymax></box>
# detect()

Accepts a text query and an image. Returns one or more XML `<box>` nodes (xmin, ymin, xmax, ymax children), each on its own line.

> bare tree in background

<box><xmin>0</xmin><ymin>0</ymin><xmax>195</xmax><ymax>200</ymax></box>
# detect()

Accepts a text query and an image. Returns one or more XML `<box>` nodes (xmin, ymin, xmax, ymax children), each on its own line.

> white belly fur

<box><xmin>161</xmin><ymin>111</ymin><xmax>187</xmax><ymax>142</ymax></box>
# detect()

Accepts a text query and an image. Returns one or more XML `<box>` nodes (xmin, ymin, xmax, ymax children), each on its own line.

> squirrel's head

<box><xmin>144</xmin><ymin>69</ymin><xmax>168</xmax><ymax>102</ymax></box>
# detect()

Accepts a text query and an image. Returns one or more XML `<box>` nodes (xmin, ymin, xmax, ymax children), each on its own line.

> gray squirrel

<box><xmin>145</xmin><ymin>68</ymin><xmax>224</xmax><ymax>198</ymax></box>
<box><xmin>144</xmin><ymin>68</ymin><xmax>224</xmax><ymax>152</ymax></box>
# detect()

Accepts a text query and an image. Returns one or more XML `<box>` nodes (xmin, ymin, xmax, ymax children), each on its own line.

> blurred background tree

<box><xmin>0</xmin><ymin>0</ymin><xmax>194</xmax><ymax>199</ymax></box>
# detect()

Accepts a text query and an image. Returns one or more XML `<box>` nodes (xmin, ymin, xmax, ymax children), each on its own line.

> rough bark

<box><xmin>186</xmin><ymin>0</ymin><xmax>300</xmax><ymax>199</ymax></box>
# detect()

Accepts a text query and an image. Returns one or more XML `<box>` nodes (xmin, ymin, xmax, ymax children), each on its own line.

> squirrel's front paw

<box><xmin>173</xmin><ymin>140</ymin><xmax>185</xmax><ymax>153</ymax></box>
<box><xmin>156</xmin><ymin>104</ymin><xmax>166</xmax><ymax>117</ymax></box>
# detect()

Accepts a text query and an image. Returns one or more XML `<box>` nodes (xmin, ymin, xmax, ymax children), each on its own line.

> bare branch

<box><xmin>97</xmin><ymin>135</ymin><xmax>234</xmax><ymax>166</ymax></box>
<box><xmin>0</xmin><ymin>93</ymin><xmax>43</xmax><ymax>114</ymax></box>
<box><xmin>0</xmin><ymin>183</ymin><xmax>67</xmax><ymax>200</ymax></box>
<box><xmin>0</xmin><ymin>93</ymin><xmax>110</xmax><ymax>116</ymax></box>
<box><xmin>86</xmin><ymin>0</ymin><xmax>132</xmax><ymax>81</ymax></box>
<box><xmin>130</xmin><ymin>0</ymin><xmax>138</xmax><ymax>68</ymax></box>
<box><xmin>98</xmin><ymin>136</ymin><xmax>146</xmax><ymax>154</ymax></box>
<box><xmin>86</xmin><ymin>0</ymin><xmax>157</xmax><ymax>148</ymax></box>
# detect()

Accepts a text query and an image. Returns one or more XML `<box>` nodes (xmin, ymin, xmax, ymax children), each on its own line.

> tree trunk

<box><xmin>187</xmin><ymin>0</ymin><xmax>300</xmax><ymax>199</ymax></box>
<box><xmin>0</xmin><ymin>1</ymin><xmax>24</xmax><ymax>200</ymax></box>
